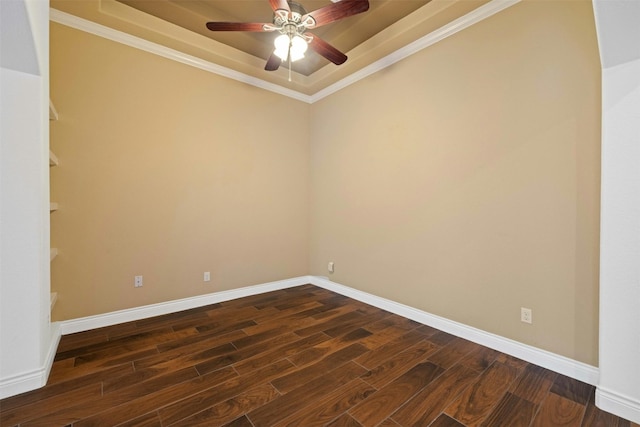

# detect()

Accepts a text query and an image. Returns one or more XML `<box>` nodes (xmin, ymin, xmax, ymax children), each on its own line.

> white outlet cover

<box><xmin>521</xmin><ymin>307</ymin><xmax>532</xmax><ymax>324</ymax></box>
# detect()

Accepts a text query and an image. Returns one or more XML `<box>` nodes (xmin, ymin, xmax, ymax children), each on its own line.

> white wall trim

<box><xmin>0</xmin><ymin>323</ymin><xmax>61</xmax><ymax>399</ymax></box>
<box><xmin>58</xmin><ymin>274</ymin><xmax>598</xmax><ymax>387</ymax></box>
<box><xmin>48</xmin><ymin>9</ymin><xmax>313</xmax><ymax>104</ymax></box>
<box><xmin>0</xmin><ymin>367</ymin><xmax>46</xmax><ymax>400</ymax></box>
<box><xmin>308</xmin><ymin>276</ymin><xmax>600</xmax><ymax>386</ymax></box>
<box><xmin>44</xmin><ymin>322</ymin><xmax>62</xmax><ymax>380</ymax></box>
<box><xmin>50</xmin><ymin>0</ymin><xmax>520</xmax><ymax>104</ymax></box>
<box><xmin>596</xmin><ymin>387</ymin><xmax>640</xmax><ymax>424</ymax></box>
<box><xmin>59</xmin><ymin>276</ymin><xmax>308</xmax><ymax>335</ymax></box>
<box><xmin>310</xmin><ymin>0</ymin><xmax>521</xmax><ymax>103</ymax></box>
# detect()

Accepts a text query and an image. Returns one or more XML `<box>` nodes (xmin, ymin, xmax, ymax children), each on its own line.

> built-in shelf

<box><xmin>49</xmin><ymin>100</ymin><xmax>58</xmax><ymax>121</ymax></box>
<box><xmin>50</xmin><ymin>292</ymin><xmax>58</xmax><ymax>310</ymax></box>
<box><xmin>49</xmin><ymin>150</ymin><xmax>59</xmax><ymax>166</ymax></box>
<box><xmin>50</xmin><ymin>100</ymin><xmax>60</xmax><ymax>315</ymax></box>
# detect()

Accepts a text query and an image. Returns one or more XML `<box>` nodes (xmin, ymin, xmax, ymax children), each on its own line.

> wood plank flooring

<box><xmin>1</xmin><ymin>284</ymin><xmax>638</xmax><ymax>427</ymax></box>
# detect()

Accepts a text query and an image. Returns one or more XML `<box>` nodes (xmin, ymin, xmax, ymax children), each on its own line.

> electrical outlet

<box><xmin>521</xmin><ymin>307</ymin><xmax>532</xmax><ymax>324</ymax></box>
<box><xmin>204</xmin><ymin>272</ymin><xmax>211</xmax><ymax>282</ymax></box>
<box><xmin>134</xmin><ymin>275</ymin><xmax>143</xmax><ymax>288</ymax></box>
<box><xmin>328</xmin><ymin>262</ymin><xmax>335</xmax><ymax>273</ymax></box>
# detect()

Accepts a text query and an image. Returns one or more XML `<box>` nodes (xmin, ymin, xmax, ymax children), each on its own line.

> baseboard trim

<box><xmin>596</xmin><ymin>387</ymin><xmax>640</xmax><ymax>424</ymax></box>
<box><xmin>0</xmin><ymin>322</ymin><xmax>62</xmax><ymax>399</ymax></box>
<box><xmin>59</xmin><ymin>276</ymin><xmax>308</xmax><ymax>335</ymax></box>
<box><xmin>0</xmin><ymin>368</ymin><xmax>46</xmax><ymax>400</ymax></box>
<box><xmin>308</xmin><ymin>276</ymin><xmax>600</xmax><ymax>386</ymax></box>
<box><xmin>57</xmin><ymin>275</ymin><xmax>598</xmax><ymax>387</ymax></box>
<box><xmin>44</xmin><ymin>322</ymin><xmax>62</xmax><ymax>380</ymax></box>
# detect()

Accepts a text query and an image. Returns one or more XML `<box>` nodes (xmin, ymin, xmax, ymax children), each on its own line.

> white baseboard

<box><xmin>18</xmin><ymin>275</ymin><xmax>640</xmax><ymax>422</ymax></box>
<box><xmin>45</xmin><ymin>322</ymin><xmax>62</xmax><ymax>379</ymax></box>
<box><xmin>596</xmin><ymin>387</ymin><xmax>640</xmax><ymax>424</ymax></box>
<box><xmin>0</xmin><ymin>368</ymin><xmax>47</xmax><ymax>400</ymax></box>
<box><xmin>0</xmin><ymin>322</ymin><xmax>62</xmax><ymax>399</ymax></box>
<box><xmin>57</xmin><ymin>275</ymin><xmax>598</xmax><ymax>388</ymax></box>
<box><xmin>60</xmin><ymin>276</ymin><xmax>309</xmax><ymax>335</ymax></box>
<box><xmin>308</xmin><ymin>276</ymin><xmax>600</xmax><ymax>386</ymax></box>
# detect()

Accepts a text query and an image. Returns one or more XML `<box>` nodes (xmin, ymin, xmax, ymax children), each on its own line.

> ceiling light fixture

<box><xmin>270</xmin><ymin>3</ymin><xmax>311</xmax><ymax>82</ymax></box>
<box><xmin>206</xmin><ymin>0</ymin><xmax>370</xmax><ymax>78</ymax></box>
<box><xmin>274</xmin><ymin>34</ymin><xmax>308</xmax><ymax>62</ymax></box>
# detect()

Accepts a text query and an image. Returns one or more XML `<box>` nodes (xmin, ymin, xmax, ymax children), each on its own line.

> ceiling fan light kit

<box><xmin>206</xmin><ymin>0</ymin><xmax>369</xmax><ymax>74</ymax></box>
<box><xmin>274</xmin><ymin>33</ymin><xmax>308</xmax><ymax>62</ymax></box>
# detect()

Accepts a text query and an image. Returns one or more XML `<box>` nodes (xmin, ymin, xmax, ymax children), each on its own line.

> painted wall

<box><xmin>598</xmin><ymin>56</ymin><xmax>640</xmax><ymax>424</ymax></box>
<box><xmin>310</xmin><ymin>0</ymin><xmax>601</xmax><ymax>365</ymax></box>
<box><xmin>595</xmin><ymin>1</ymin><xmax>640</xmax><ymax>421</ymax></box>
<box><xmin>0</xmin><ymin>67</ymin><xmax>42</xmax><ymax>385</ymax></box>
<box><xmin>50</xmin><ymin>23</ymin><xmax>310</xmax><ymax>320</ymax></box>
<box><xmin>0</xmin><ymin>0</ymin><xmax>55</xmax><ymax>398</ymax></box>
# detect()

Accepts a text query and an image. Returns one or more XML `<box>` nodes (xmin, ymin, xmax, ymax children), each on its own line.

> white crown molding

<box><xmin>310</xmin><ymin>0</ymin><xmax>521</xmax><ymax>102</ymax></box>
<box><xmin>49</xmin><ymin>9</ymin><xmax>313</xmax><ymax>104</ymax></box>
<box><xmin>50</xmin><ymin>0</ymin><xmax>521</xmax><ymax>104</ymax></box>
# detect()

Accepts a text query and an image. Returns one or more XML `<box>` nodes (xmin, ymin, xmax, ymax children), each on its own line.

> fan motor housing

<box><xmin>288</xmin><ymin>1</ymin><xmax>308</xmax><ymax>16</ymax></box>
<box><xmin>274</xmin><ymin>1</ymin><xmax>307</xmax><ymax>25</ymax></box>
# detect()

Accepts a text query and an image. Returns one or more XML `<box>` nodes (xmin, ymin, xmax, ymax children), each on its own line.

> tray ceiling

<box><xmin>50</xmin><ymin>0</ymin><xmax>494</xmax><ymax>95</ymax></box>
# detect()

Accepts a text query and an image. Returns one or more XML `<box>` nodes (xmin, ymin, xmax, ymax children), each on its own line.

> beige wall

<box><xmin>50</xmin><ymin>23</ymin><xmax>310</xmax><ymax>320</ymax></box>
<box><xmin>309</xmin><ymin>0</ymin><xmax>601</xmax><ymax>365</ymax></box>
<box><xmin>51</xmin><ymin>0</ymin><xmax>601</xmax><ymax>366</ymax></box>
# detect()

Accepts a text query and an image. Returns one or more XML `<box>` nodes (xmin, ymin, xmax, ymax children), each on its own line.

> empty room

<box><xmin>1</xmin><ymin>0</ymin><xmax>639</xmax><ymax>425</ymax></box>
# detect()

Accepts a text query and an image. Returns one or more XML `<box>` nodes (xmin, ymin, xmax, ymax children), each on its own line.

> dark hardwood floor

<box><xmin>1</xmin><ymin>284</ymin><xmax>637</xmax><ymax>427</ymax></box>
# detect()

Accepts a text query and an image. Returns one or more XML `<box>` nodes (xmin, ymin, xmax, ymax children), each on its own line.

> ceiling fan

<box><xmin>205</xmin><ymin>0</ymin><xmax>370</xmax><ymax>75</ymax></box>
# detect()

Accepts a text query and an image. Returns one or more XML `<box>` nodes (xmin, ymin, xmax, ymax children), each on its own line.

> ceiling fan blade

<box><xmin>264</xmin><ymin>52</ymin><xmax>282</xmax><ymax>71</ymax></box>
<box><xmin>302</xmin><ymin>0</ymin><xmax>369</xmax><ymax>28</ymax></box>
<box><xmin>307</xmin><ymin>33</ymin><xmax>348</xmax><ymax>65</ymax></box>
<box><xmin>268</xmin><ymin>0</ymin><xmax>290</xmax><ymax>13</ymax></box>
<box><xmin>206</xmin><ymin>22</ymin><xmax>272</xmax><ymax>32</ymax></box>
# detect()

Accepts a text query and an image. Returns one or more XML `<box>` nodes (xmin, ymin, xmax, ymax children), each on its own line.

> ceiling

<box><xmin>50</xmin><ymin>0</ymin><xmax>493</xmax><ymax>95</ymax></box>
<box><xmin>117</xmin><ymin>0</ymin><xmax>430</xmax><ymax>76</ymax></box>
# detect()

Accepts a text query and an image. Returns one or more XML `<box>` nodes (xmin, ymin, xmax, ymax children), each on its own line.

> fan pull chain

<box><xmin>288</xmin><ymin>42</ymin><xmax>293</xmax><ymax>82</ymax></box>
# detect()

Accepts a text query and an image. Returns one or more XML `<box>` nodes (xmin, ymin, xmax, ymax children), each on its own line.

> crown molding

<box><xmin>51</xmin><ymin>0</ymin><xmax>520</xmax><ymax>104</ymax></box>
<box><xmin>310</xmin><ymin>0</ymin><xmax>521</xmax><ymax>102</ymax></box>
<box><xmin>49</xmin><ymin>8</ymin><xmax>313</xmax><ymax>103</ymax></box>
